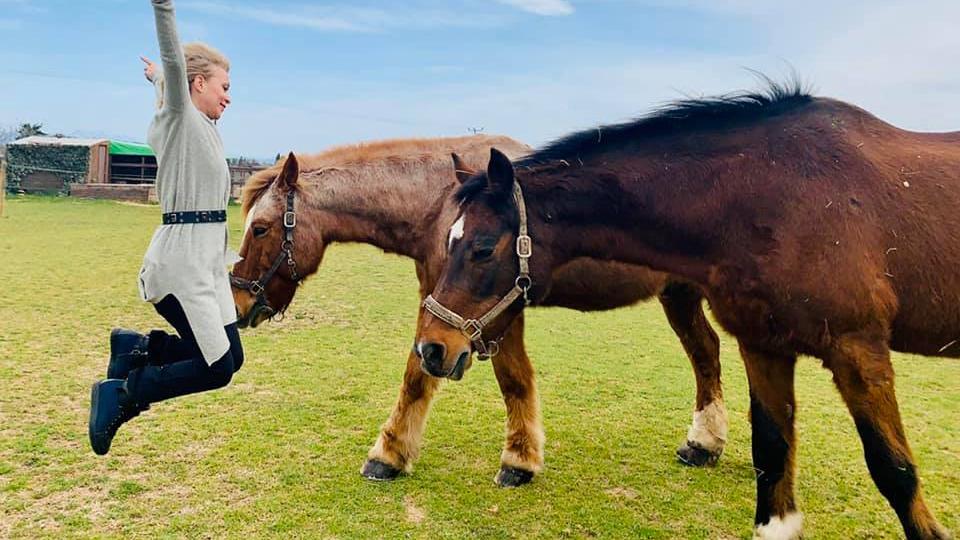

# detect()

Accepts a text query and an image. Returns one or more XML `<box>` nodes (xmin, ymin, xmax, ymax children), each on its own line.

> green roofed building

<box><xmin>6</xmin><ymin>136</ymin><xmax>159</xmax><ymax>201</ymax></box>
<box><xmin>6</xmin><ymin>135</ymin><xmax>262</xmax><ymax>202</ymax></box>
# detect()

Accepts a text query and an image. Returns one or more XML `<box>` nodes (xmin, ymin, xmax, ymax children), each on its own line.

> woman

<box><xmin>89</xmin><ymin>0</ymin><xmax>243</xmax><ymax>455</ymax></box>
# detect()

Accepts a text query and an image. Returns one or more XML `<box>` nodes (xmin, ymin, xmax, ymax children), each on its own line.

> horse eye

<box><xmin>252</xmin><ymin>226</ymin><xmax>268</xmax><ymax>238</ymax></box>
<box><xmin>472</xmin><ymin>246</ymin><xmax>495</xmax><ymax>261</ymax></box>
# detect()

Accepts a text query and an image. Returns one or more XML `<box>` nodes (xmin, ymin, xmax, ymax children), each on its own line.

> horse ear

<box><xmin>486</xmin><ymin>147</ymin><xmax>514</xmax><ymax>195</ymax></box>
<box><xmin>451</xmin><ymin>153</ymin><xmax>476</xmax><ymax>184</ymax></box>
<box><xmin>277</xmin><ymin>152</ymin><xmax>299</xmax><ymax>190</ymax></box>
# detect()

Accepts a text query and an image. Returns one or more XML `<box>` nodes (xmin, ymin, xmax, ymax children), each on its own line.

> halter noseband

<box><xmin>422</xmin><ymin>182</ymin><xmax>532</xmax><ymax>359</ymax></box>
<box><xmin>230</xmin><ymin>190</ymin><xmax>302</xmax><ymax>319</ymax></box>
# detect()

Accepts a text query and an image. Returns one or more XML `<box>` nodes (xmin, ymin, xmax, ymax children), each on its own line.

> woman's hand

<box><xmin>140</xmin><ymin>55</ymin><xmax>157</xmax><ymax>82</ymax></box>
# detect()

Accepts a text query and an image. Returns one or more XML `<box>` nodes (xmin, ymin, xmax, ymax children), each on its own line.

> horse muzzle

<box><xmin>237</xmin><ymin>300</ymin><xmax>276</xmax><ymax>329</ymax></box>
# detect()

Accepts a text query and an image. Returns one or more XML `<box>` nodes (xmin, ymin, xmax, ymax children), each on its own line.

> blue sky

<box><xmin>2</xmin><ymin>0</ymin><xmax>958</xmax><ymax>159</ymax></box>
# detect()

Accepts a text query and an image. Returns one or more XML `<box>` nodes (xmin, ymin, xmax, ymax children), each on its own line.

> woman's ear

<box><xmin>192</xmin><ymin>74</ymin><xmax>206</xmax><ymax>94</ymax></box>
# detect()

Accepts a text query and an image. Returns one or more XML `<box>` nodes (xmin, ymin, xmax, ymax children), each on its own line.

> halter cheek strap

<box><xmin>422</xmin><ymin>182</ymin><xmax>532</xmax><ymax>359</ymax></box>
<box><xmin>230</xmin><ymin>190</ymin><xmax>302</xmax><ymax>312</ymax></box>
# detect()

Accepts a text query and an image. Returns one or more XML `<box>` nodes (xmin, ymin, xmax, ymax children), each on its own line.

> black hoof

<box><xmin>495</xmin><ymin>465</ymin><xmax>534</xmax><ymax>487</ymax></box>
<box><xmin>361</xmin><ymin>459</ymin><xmax>402</xmax><ymax>481</ymax></box>
<box><xmin>676</xmin><ymin>441</ymin><xmax>721</xmax><ymax>467</ymax></box>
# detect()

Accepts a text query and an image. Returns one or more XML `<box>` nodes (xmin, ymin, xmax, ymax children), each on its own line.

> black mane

<box><xmin>456</xmin><ymin>77</ymin><xmax>813</xmax><ymax>205</ymax></box>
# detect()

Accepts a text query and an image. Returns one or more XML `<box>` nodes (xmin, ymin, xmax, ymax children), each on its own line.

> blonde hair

<box><xmin>183</xmin><ymin>42</ymin><xmax>230</xmax><ymax>86</ymax></box>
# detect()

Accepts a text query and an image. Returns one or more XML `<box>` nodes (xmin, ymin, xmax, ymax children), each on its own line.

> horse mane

<box><xmin>456</xmin><ymin>78</ymin><xmax>814</xmax><ymax>205</ymax></box>
<box><xmin>241</xmin><ymin>134</ymin><xmax>525</xmax><ymax>219</ymax></box>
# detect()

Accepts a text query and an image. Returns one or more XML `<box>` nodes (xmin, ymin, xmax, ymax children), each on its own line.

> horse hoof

<box><xmin>361</xmin><ymin>459</ymin><xmax>402</xmax><ymax>481</ymax></box>
<box><xmin>495</xmin><ymin>465</ymin><xmax>534</xmax><ymax>487</ymax></box>
<box><xmin>676</xmin><ymin>442</ymin><xmax>720</xmax><ymax>467</ymax></box>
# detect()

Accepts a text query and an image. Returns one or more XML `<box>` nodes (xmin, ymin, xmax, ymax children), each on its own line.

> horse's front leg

<box><xmin>490</xmin><ymin>313</ymin><xmax>545</xmax><ymax>487</ymax></box>
<box><xmin>362</xmin><ymin>323</ymin><xmax>442</xmax><ymax>480</ymax></box>
<box><xmin>658</xmin><ymin>281</ymin><xmax>728</xmax><ymax>467</ymax></box>
<box><xmin>829</xmin><ymin>333</ymin><xmax>949</xmax><ymax>540</ymax></box>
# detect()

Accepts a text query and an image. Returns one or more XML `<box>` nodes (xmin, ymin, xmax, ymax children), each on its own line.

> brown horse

<box><xmin>230</xmin><ymin>134</ymin><xmax>730</xmax><ymax>487</ymax></box>
<box><xmin>415</xmin><ymin>82</ymin><xmax>958</xmax><ymax>538</ymax></box>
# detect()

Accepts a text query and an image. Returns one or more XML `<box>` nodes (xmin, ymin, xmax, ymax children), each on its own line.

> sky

<box><xmin>1</xmin><ymin>0</ymin><xmax>958</xmax><ymax>160</ymax></box>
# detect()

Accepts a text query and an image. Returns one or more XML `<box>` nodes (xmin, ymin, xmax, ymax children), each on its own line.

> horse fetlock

<box><xmin>753</xmin><ymin>511</ymin><xmax>803</xmax><ymax>540</ymax></box>
<box><xmin>685</xmin><ymin>400</ymin><xmax>729</xmax><ymax>455</ymax></box>
<box><xmin>368</xmin><ymin>432</ymin><xmax>416</xmax><ymax>474</ymax></box>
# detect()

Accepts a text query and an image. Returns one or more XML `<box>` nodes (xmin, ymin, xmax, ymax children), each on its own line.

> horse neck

<box><xmin>302</xmin><ymin>160</ymin><xmax>452</xmax><ymax>261</ymax></box>
<box><xmin>524</xmin><ymin>148</ymin><xmax>727</xmax><ymax>283</ymax></box>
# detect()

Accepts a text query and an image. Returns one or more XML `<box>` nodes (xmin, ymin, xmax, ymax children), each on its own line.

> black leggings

<box><xmin>125</xmin><ymin>294</ymin><xmax>243</xmax><ymax>405</ymax></box>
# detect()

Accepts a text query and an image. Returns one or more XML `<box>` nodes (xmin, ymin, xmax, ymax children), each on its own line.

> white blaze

<box><xmin>244</xmin><ymin>194</ymin><xmax>263</xmax><ymax>235</ymax></box>
<box><xmin>448</xmin><ymin>214</ymin><xmax>466</xmax><ymax>250</ymax></box>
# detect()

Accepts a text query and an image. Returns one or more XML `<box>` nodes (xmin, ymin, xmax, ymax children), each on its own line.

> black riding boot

<box><xmin>107</xmin><ymin>328</ymin><xmax>149</xmax><ymax>379</ymax></box>
<box><xmin>88</xmin><ymin>379</ymin><xmax>149</xmax><ymax>455</ymax></box>
<box><xmin>107</xmin><ymin>328</ymin><xmax>198</xmax><ymax>379</ymax></box>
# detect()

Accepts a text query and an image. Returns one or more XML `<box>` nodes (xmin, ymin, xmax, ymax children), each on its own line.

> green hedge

<box><xmin>6</xmin><ymin>145</ymin><xmax>90</xmax><ymax>193</ymax></box>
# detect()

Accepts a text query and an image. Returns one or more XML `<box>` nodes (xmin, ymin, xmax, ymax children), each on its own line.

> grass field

<box><xmin>0</xmin><ymin>195</ymin><xmax>957</xmax><ymax>539</ymax></box>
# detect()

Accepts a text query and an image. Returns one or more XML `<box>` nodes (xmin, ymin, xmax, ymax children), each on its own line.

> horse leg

<box><xmin>740</xmin><ymin>343</ymin><xmax>803</xmax><ymax>540</ymax></box>
<box><xmin>828</xmin><ymin>333</ymin><xmax>949</xmax><ymax>540</ymax></box>
<box><xmin>658</xmin><ymin>281</ymin><xmax>727</xmax><ymax>467</ymax></box>
<box><xmin>490</xmin><ymin>313</ymin><xmax>544</xmax><ymax>487</ymax></box>
<box><xmin>362</xmin><ymin>336</ymin><xmax>442</xmax><ymax>480</ymax></box>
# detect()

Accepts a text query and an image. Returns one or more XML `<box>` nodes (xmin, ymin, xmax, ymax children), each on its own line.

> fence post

<box><xmin>0</xmin><ymin>158</ymin><xmax>7</xmax><ymax>218</ymax></box>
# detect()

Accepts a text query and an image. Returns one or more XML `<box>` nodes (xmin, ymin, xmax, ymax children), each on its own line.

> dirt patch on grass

<box><xmin>404</xmin><ymin>495</ymin><xmax>426</xmax><ymax>524</ymax></box>
<box><xmin>604</xmin><ymin>487</ymin><xmax>638</xmax><ymax>499</ymax></box>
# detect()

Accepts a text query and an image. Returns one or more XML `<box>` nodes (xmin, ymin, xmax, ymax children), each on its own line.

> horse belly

<box><xmin>544</xmin><ymin>259</ymin><xmax>666</xmax><ymax>311</ymax></box>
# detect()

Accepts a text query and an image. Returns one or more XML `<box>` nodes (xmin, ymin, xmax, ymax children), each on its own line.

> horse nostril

<box><xmin>419</xmin><ymin>342</ymin><xmax>445</xmax><ymax>366</ymax></box>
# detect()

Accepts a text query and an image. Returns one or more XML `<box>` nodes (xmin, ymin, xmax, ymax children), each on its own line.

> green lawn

<box><xmin>0</xmin><ymin>195</ymin><xmax>957</xmax><ymax>539</ymax></box>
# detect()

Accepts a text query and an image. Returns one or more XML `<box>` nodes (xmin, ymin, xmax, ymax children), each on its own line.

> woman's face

<box><xmin>191</xmin><ymin>65</ymin><xmax>231</xmax><ymax>120</ymax></box>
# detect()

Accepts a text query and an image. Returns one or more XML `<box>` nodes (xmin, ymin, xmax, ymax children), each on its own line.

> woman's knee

<box><xmin>225</xmin><ymin>324</ymin><xmax>244</xmax><ymax>373</ymax></box>
<box><xmin>231</xmin><ymin>344</ymin><xmax>244</xmax><ymax>373</ymax></box>
<box><xmin>208</xmin><ymin>353</ymin><xmax>235</xmax><ymax>388</ymax></box>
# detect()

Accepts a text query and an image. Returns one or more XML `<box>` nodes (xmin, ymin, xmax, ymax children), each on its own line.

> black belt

<box><xmin>162</xmin><ymin>210</ymin><xmax>227</xmax><ymax>225</ymax></box>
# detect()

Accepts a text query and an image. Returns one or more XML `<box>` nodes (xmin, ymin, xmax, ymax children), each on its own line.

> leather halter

<box><xmin>230</xmin><ymin>190</ymin><xmax>301</xmax><ymax>319</ymax></box>
<box><xmin>422</xmin><ymin>182</ymin><xmax>532</xmax><ymax>359</ymax></box>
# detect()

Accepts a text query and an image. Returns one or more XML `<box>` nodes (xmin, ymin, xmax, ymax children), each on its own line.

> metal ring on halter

<box><xmin>479</xmin><ymin>340</ymin><xmax>500</xmax><ymax>359</ymax></box>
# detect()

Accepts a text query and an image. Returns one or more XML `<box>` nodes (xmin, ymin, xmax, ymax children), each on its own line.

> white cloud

<box><xmin>181</xmin><ymin>2</ymin><xmax>368</xmax><ymax>31</ymax></box>
<box><xmin>496</xmin><ymin>0</ymin><xmax>574</xmax><ymax>16</ymax></box>
<box><xmin>179</xmin><ymin>1</ymin><xmax>510</xmax><ymax>32</ymax></box>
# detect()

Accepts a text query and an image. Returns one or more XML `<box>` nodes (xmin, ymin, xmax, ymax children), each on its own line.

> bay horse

<box><xmin>415</xmin><ymin>82</ymin><xmax>957</xmax><ymax>538</ymax></box>
<box><xmin>230</xmin><ymin>134</ymin><xmax>730</xmax><ymax>487</ymax></box>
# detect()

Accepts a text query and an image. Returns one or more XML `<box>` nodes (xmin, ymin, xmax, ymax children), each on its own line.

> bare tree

<box><xmin>16</xmin><ymin>123</ymin><xmax>46</xmax><ymax>139</ymax></box>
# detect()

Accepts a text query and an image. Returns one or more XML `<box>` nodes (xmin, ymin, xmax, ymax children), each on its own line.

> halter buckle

<box><xmin>283</xmin><ymin>211</ymin><xmax>297</xmax><ymax>228</ymax></box>
<box><xmin>250</xmin><ymin>281</ymin><xmax>264</xmax><ymax>296</ymax></box>
<box><xmin>461</xmin><ymin>319</ymin><xmax>483</xmax><ymax>341</ymax></box>
<box><xmin>516</xmin><ymin>235</ymin><xmax>532</xmax><ymax>258</ymax></box>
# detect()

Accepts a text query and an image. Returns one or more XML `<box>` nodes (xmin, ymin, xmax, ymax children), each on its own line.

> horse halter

<box><xmin>422</xmin><ymin>182</ymin><xmax>532</xmax><ymax>360</ymax></box>
<box><xmin>230</xmin><ymin>190</ymin><xmax>302</xmax><ymax>319</ymax></box>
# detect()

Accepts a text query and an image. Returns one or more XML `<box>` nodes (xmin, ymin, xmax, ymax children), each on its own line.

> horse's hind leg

<box><xmin>362</xmin><ymin>315</ymin><xmax>442</xmax><ymax>480</ymax></box>
<box><xmin>740</xmin><ymin>343</ymin><xmax>803</xmax><ymax>540</ymax></box>
<box><xmin>490</xmin><ymin>313</ymin><xmax>544</xmax><ymax>487</ymax></box>
<box><xmin>828</xmin><ymin>333</ymin><xmax>949</xmax><ymax>540</ymax></box>
<box><xmin>658</xmin><ymin>281</ymin><xmax>727</xmax><ymax>467</ymax></box>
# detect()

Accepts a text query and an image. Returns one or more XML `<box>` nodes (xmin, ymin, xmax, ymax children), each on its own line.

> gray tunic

<box><xmin>138</xmin><ymin>0</ymin><xmax>240</xmax><ymax>365</ymax></box>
